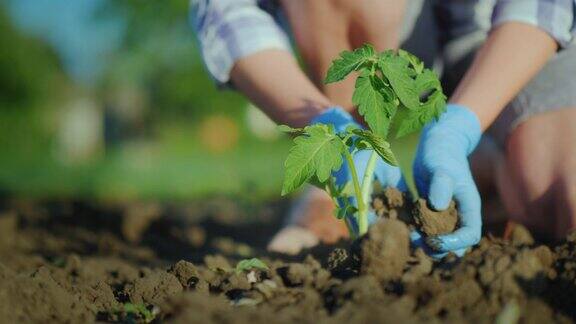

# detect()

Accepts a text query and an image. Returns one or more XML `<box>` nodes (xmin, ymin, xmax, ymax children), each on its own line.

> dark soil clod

<box><xmin>360</xmin><ymin>219</ymin><xmax>410</xmax><ymax>282</ymax></box>
<box><xmin>412</xmin><ymin>199</ymin><xmax>459</xmax><ymax>236</ymax></box>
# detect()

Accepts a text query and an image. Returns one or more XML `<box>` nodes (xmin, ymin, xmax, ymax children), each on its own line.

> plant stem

<box><xmin>343</xmin><ymin>149</ymin><xmax>368</xmax><ymax>236</ymax></box>
<box><xmin>344</xmin><ymin>217</ymin><xmax>357</xmax><ymax>240</ymax></box>
<box><xmin>361</xmin><ymin>151</ymin><xmax>378</xmax><ymax>208</ymax></box>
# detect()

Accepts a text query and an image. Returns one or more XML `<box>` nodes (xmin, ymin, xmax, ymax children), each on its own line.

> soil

<box><xmin>412</xmin><ymin>199</ymin><xmax>459</xmax><ymax>236</ymax></box>
<box><xmin>0</xmin><ymin>190</ymin><xmax>575</xmax><ymax>323</ymax></box>
<box><xmin>373</xmin><ymin>187</ymin><xmax>458</xmax><ymax>236</ymax></box>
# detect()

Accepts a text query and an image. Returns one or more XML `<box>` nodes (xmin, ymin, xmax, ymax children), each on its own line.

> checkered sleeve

<box><xmin>492</xmin><ymin>0</ymin><xmax>575</xmax><ymax>48</ymax></box>
<box><xmin>190</xmin><ymin>0</ymin><xmax>292</xmax><ymax>86</ymax></box>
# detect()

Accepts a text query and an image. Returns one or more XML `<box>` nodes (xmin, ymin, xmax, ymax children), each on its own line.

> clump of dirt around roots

<box><xmin>372</xmin><ymin>187</ymin><xmax>459</xmax><ymax>236</ymax></box>
<box><xmin>412</xmin><ymin>199</ymin><xmax>459</xmax><ymax>236</ymax></box>
<box><xmin>0</xmin><ymin>194</ymin><xmax>575</xmax><ymax>323</ymax></box>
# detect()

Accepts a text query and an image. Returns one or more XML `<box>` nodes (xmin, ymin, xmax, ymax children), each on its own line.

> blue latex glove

<box><xmin>412</xmin><ymin>104</ymin><xmax>482</xmax><ymax>257</ymax></box>
<box><xmin>312</xmin><ymin>107</ymin><xmax>405</xmax><ymax>230</ymax></box>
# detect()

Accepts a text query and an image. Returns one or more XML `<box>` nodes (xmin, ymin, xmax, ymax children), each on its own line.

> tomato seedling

<box><xmin>280</xmin><ymin>44</ymin><xmax>447</xmax><ymax>238</ymax></box>
<box><xmin>235</xmin><ymin>258</ymin><xmax>269</xmax><ymax>273</ymax></box>
<box><xmin>116</xmin><ymin>303</ymin><xmax>156</xmax><ymax>323</ymax></box>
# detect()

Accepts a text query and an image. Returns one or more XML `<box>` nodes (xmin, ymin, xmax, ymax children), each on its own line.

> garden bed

<box><xmin>0</xmin><ymin>191</ymin><xmax>574</xmax><ymax>323</ymax></box>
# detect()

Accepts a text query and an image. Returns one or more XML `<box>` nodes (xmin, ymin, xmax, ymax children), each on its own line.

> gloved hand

<box><xmin>412</xmin><ymin>104</ymin><xmax>483</xmax><ymax>257</ymax></box>
<box><xmin>312</xmin><ymin>107</ymin><xmax>405</xmax><ymax>230</ymax></box>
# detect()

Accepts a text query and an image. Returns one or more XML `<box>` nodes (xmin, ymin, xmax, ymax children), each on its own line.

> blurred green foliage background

<box><xmin>0</xmin><ymin>0</ymin><xmax>416</xmax><ymax>201</ymax></box>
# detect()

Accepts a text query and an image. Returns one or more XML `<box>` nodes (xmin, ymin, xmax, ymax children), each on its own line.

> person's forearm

<box><xmin>450</xmin><ymin>22</ymin><xmax>557</xmax><ymax>130</ymax></box>
<box><xmin>230</xmin><ymin>49</ymin><xmax>331</xmax><ymax>128</ymax></box>
<box><xmin>280</xmin><ymin>0</ymin><xmax>355</xmax><ymax>110</ymax></box>
<box><xmin>280</xmin><ymin>0</ymin><xmax>406</xmax><ymax>111</ymax></box>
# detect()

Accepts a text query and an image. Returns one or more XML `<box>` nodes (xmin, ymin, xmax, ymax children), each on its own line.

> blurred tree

<box><xmin>98</xmin><ymin>0</ymin><xmax>246</xmax><ymax>124</ymax></box>
<box><xmin>0</xmin><ymin>6</ymin><xmax>63</xmax><ymax>110</ymax></box>
<box><xmin>0</xmin><ymin>4</ymin><xmax>70</xmax><ymax>159</ymax></box>
<box><xmin>0</xmin><ymin>0</ymin><xmax>288</xmax><ymax>199</ymax></box>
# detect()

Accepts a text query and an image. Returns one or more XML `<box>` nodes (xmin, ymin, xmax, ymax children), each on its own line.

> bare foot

<box><xmin>267</xmin><ymin>186</ymin><xmax>349</xmax><ymax>254</ymax></box>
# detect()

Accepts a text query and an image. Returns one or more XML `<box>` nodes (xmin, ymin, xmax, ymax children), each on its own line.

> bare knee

<box><xmin>499</xmin><ymin>109</ymin><xmax>576</xmax><ymax>239</ymax></box>
<box><xmin>554</xmin><ymin>175</ymin><xmax>576</xmax><ymax>237</ymax></box>
<box><xmin>501</xmin><ymin>120</ymin><xmax>554</xmax><ymax>214</ymax></box>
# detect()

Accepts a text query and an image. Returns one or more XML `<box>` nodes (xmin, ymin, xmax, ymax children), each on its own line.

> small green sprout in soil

<box><xmin>114</xmin><ymin>303</ymin><xmax>156</xmax><ymax>323</ymax></box>
<box><xmin>235</xmin><ymin>258</ymin><xmax>269</xmax><ymax>273</ymax></box>
<box><xmin>280</xmin><ymin>44</ymin><xmax>447</xmax><ymax>238</ymax></box>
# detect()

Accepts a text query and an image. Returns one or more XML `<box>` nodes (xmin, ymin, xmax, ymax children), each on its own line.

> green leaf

<box><xmin>394</xmin><ymin>69</ymin><xmax>446</xmax><ymax>138</ymax></box>
<box><xmin>419</xmin><ymin>89</ymin><xmax>446</xmax><ymax>121</ymax></box>
<box><xmin>416</xmin><ymin>70</ymin><xmax>446</xmax><ymax>125</ymax></box>
<box><xmin>306</xmin><ymin>174</ymin><xmax>328</xmax><ymax>191</ymax></box>
<box><xmin>325</xmin><ymin>44</ymin><xmax>377</xmax><ymax>84</ymax></box>
<box><xmin>277</xmin><ymin>124</ymin><xmax>306</xmax><ymax>136</ymax></box>
<box><xmin>281</xmin><ymin>125</ymin><xmax>346</xmax><ymax>195</ymax></box>
<box><xmin>393</xmin><ymin>108</ymin><xmax>421</xmax><ymax>138</ymax></box>
<box><xmin>339</xmin><ymin>181</ymin><xmax>356</xmax><ymax>197</ymax></box>
<box><xmin>394</xmin><ymin>93</ymin><xmax>446</xmax><ymax>138</ymax></box>
<box><xmin>352</xmin><ymin>75</ymin><xmax>396</xmax><ymax>139</ymax></box>
<box><xmin>328</xmin><ymin>178</ymin><xmax>357</xmax><ymax>220</ymax></box>
<box><xmin>351</xmin><ymin>129</ymin><xmax>398</xmax><ymax>166</ymax></box>
<box><xmin>378</xmin><ymin>83</ymin><xmax>396</xmax><ymax>103</ymax></box>
<box><xmin>399</xmin><ymin>49</ymin><xmax>424</xmax><ymax>74</ymax></box>
<box><xmin>326</xmin><ymin>178</ymin><xmax>354</xmax><ymax>200</ymax></box>
<box><xmin>121</xmin><ymin>303</ymin><xmax>155</xmax><ymax>323</ymax></box>
<box><xmin>378</xmin><ymin>54</ymin><xmax>420</xmax><ymax>110</ymax></box>
<box><xmin>235</xmin><ymin>258</ymin><xmax>269</xmax><ymax>273</ymax></box>
<box><xmin>354</xmin><ymin>138</ymin><xmax>371</xmax><ymax>151</ymax></box>
<box><xmin>415</xmin><ymin>69</ymin><xmax>441</xmax><ymax>97</ymax></box>
<box><xmin>335</xmin><ymin>204</ymin><xmax>358</xmax><ymax>220</ymax></box>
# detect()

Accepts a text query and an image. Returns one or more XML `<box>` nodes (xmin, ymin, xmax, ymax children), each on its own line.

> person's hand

<box><xmin>412</xmin><ymin>104</ymin><xmax>483</xmax><ymax>257</ymax></box>
<box><xmin>312</xmin><ymin>107</ymin><xmax>405</xmax><ymax>230</ymax></box>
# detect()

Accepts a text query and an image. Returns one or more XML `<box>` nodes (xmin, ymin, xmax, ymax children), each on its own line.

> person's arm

<box><xmin>191</xmin><ymin>1</ymin><xmax>292</xmax><ymax>86</ymax></box>
<box><xmin>411</xmin><ymin>22</ymin><xmax>559</xmax><ymax>256</ymax></box>
<box><xmin>191</xmin><ymin>0</ymin><xmax>331</xmax><ymax>127</ymax></box>
<box><xmin>230</xmin><ymin>49</ymin><xmax>331</xmax><ymax>127</ymax></box>
<box><xmin>280</xmin><ymin>0</ymin><xmax>407</xmax><ymax>112</ymax></box>
<box><xmin>232</xmin><ymin>0</ymin><xmax>407</xmax><ymax>127</ymax></box>
<box><xmin>450</xmin><ymin>0</ymin><xmax>575</xmax><ymax>129</ymax></box>
<box><xmin>450</xmin><ymin>22</ymin><xmax>557</xmax><ymax>130</ymax></box>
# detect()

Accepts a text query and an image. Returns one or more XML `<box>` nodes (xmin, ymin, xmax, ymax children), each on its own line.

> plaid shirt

<box><xmin>191</xmin><ymin>0</ymin><xmax>576</xmax><ymax>85</ymax></box>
